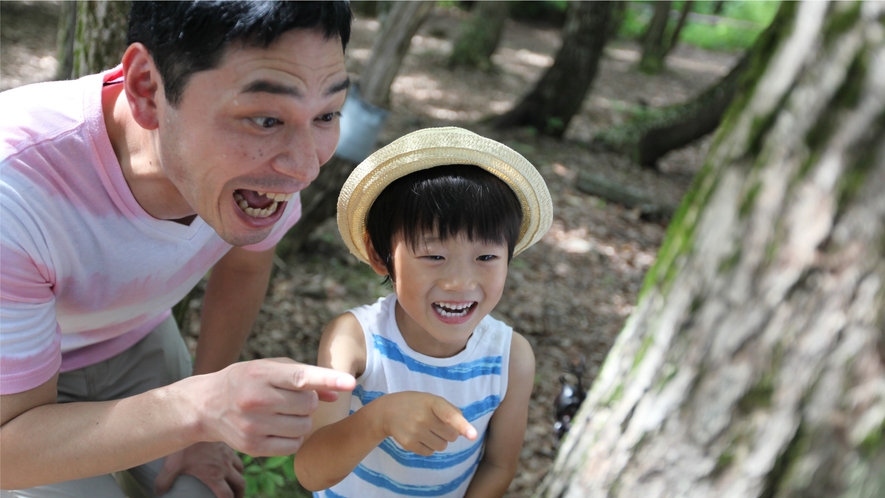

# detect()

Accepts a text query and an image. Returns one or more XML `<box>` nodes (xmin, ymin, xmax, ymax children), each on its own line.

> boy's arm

<box><xmin>294</xmin><ymin>313</ymin><xmax>477</xmax><ymax>492</ymax></box>
<box><xmin>464</xmin><ymin>332</ymin><xmax>535</xmax><ymax>498</ymax></box>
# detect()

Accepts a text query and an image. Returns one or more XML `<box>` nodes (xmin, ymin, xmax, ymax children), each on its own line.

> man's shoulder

<box><xmin>1</xmin><ymin>76</ymin><xmax>99</xmax><ymax>158</ymax></box>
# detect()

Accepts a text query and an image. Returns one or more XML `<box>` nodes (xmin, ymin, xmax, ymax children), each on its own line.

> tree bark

<box><xmin>638</xmin><ymin>1</ymin><xmax>672</xmax><ymax>74</ymax></box>
<box><xmin>55</xmin><ymin>0</ymin><xmax>77</xmax><ymax>80</ymax></box>
<box><xmin>592</xmin><ymin>50</ymin><xmax>750</xmax><ymax>169</ymax></box>
<box><xmin>539</xmin><ymin>2</ymin><xmax>885</xmax><ymax>496</ymax></box>
<box><xmin>494</xmin><ymin>1</ymin><xmax>614</xmax><ymax>138</ymax></box>
<box><xmin>71</xmin><ymin>0</ymin><xmax>130</xmax><ymax>78</ymax></box>
<box><xmin>448</xmin><ymin>1</ymin><xmax>510</xmax><ymax>70</ymax></box>
<box><xmin>278</xmin><ymin>1</ymin><xmax>433</xmax><ymax>256</ymax></box>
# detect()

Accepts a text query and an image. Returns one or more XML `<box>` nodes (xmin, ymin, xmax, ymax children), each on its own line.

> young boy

<box><xmin>294</xmin><ymin>127</ymin><xmax>553</xmax><ymax>497</ymax></box>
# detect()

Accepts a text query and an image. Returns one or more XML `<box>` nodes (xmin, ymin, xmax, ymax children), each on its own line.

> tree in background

<box><xmin>447</xmin><ymin>1</ymin><xmax>510</xmax><ymax>70</ymax></box>
<box><xmin>493</xmin><ymin>1</ymin><xmax>615</xmax><ymax>138</ymax></box>
<box><xmin>638</xmin><ymin>0</ymin><xmax>694</xmax><ymax>74</ymax></box>
<box><xmin>55</xmin><ymin>0</ymin><xmax>130</xmax><ymax>80</ymax></box>
<box><xmin>540</xmin><ymin>1</ymin><xmax>885</xmax><ymax>496</ymax></box>
<box><xmin>279</xmin><ymin>1</ymin><xmax>434</xmax><ymax>254</ymax></box>
<box><xmin>592</xmin><ymin>50</ymin><xmax>750</xmax><ymax>169</ymax></box>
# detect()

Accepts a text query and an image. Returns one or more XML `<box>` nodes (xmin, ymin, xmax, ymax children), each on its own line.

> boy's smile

<box><xmin>380</xmin><ymin>234</ymin><xmax>509</xmax><ymax>358</ymax></box>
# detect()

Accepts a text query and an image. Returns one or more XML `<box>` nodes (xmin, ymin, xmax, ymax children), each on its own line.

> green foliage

<box><xmin>618</xmin><ymin>1</ymin><xmax>780</xmax><ymax>52</ymax></box>
<box><xmin>241</xmin><ymin>454</ymin><xmax>310</xmax><ymax>498</ymax></box>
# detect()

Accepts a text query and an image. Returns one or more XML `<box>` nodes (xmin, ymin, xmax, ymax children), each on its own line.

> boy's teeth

<box><xmin>434</xmin><ymin>302</ymin><xmax>474</xmax><ymax>317</ymax></box>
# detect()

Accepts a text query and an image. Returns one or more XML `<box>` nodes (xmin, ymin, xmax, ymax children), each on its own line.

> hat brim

<box><xmin>337</xmin><ymin>127</ymin><xmax>553</xmax><ymax>264</ymax></box>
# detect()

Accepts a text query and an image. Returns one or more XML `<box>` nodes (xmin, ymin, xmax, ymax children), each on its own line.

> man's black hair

<box><xmin>127</xmin><ymin>1</ymin><xmax>352</xmax><ymax>107</ymax></box>
<box><xmin>366</xmin><ymin>165</ymin><xmax>523</xmax><ymax>281</ymax></box>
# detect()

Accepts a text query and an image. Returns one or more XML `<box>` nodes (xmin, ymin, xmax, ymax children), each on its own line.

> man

<box><xmin>0</xmin><ymin>2</ymin><xmax>356</xmax><ymax>497</ymax></box>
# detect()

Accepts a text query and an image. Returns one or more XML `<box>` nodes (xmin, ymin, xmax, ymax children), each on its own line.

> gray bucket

<box><xmin>335</xmin><ymin>84</ymin><xmax>390</xmax><ymax>163</ymax></box>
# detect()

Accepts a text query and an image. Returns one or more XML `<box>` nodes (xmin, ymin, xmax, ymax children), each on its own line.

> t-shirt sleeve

<box><xmin>0</xmin><ymin>198</ymin><xmax>62</xmax><ymax>395</ymax></box>
<box><xmin>239</xmin><ymin>192</ymin><xmax>303</xmax><ymax>252</ymax></box>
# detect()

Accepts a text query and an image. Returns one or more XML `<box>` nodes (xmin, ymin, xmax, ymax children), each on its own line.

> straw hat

<box><xmin>337</xmin><ymin>126</ymin><xmax>553</xmax><ymax>264</ymax></box>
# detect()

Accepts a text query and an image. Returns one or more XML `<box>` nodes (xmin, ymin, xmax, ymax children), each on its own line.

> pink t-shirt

<box><xmin>0</xmin><ymin>67</ymin><xmax>301</xmax><ymax>395</ymax></box>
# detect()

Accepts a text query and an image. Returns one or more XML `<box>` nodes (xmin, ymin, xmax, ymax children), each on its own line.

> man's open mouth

<box><xmin>234</xmin><ymin>189</ymin><xmax>293</xmax><ymax>218</ymax></box>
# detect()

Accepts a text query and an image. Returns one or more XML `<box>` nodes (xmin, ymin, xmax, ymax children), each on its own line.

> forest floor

<box><xmin>1</xmin><ymin>2</ymin><xmax>741</xmax><ymax>496</ymax></box>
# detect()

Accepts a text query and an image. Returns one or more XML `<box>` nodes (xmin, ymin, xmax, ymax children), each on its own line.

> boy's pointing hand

<box><xmin>378</xmin><ymin>391</ymin><xmax>477</xmax><ymax>457</ymax></box>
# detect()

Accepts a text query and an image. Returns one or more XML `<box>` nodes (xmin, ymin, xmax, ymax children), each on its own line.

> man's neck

<box><xmin>102</xmin><ymin>82</ymin><xmax>193</xmax><ymax>222</ymax></box>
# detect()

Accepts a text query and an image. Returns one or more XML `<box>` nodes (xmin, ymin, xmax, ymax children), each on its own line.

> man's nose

<box><xmin>272</xmin><ymin>127</ymin><xmax>320</xmax><ymax>183</ymax></box>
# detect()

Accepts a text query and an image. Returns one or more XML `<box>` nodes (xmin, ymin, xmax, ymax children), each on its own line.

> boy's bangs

<box><xmin>383</xmin><ymin>166</ymin><xmax>523</xmax><ymax>258</ymax></box>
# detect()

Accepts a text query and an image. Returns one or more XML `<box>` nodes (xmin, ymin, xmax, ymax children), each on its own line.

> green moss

<box><xmin>738</xmin><ymin>370</ymin><xmax>775</xmax><ymax>412</ymax></box>
<box><xmin>632</xmin><ymin>333</ymin><xmax>655</xmax><ymax>373</ymax></box>
<box><xmin>718</xmin><ymin>2</ymin><xmax>797</xmax><ymax>158</ymax></box>
<box><xmin>654</xmin><ymin>363</ymin><xmax>679</xmax><ymax>392</ymax></box>
<box><xmin>718</xmin><ymin>247</ymin><xmax>742</xmax><ymax>274</ymax></box>
<box><xmin>606</xmin><ymin>383</ymin><xmax>624</xmax><ymax>406</ymax></box>
<box><xmin>822</xmin><ymin>1</ymin><xmax>862</xmax><ymax>44</ymax></box>
<box><xmin>712</xmin><ymin>446</ymin><xmax>736</xmax><ymax>477</ymax></box>
<box><xmin>739</xmin><ymin>181</ymin><xmax>762</xmax><ymax>219</ymax></box>
<box><xmin>761</xmin><ymin>423</ymin><xmax>808</xmax><ymax>498</ymax></box>
<box><xmin>858</xmin><ymin>421</ymin><xmax>885</xmax><ymax>459</ymax></box>
<box><xmin>837</xmin><ymin>111</ymin><xmax>884</xmax><ymax>209</ymax></box>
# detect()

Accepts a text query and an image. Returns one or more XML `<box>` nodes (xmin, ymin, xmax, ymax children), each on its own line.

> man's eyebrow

<box><xmin>241</xmin><ymin>77</ymin><xmax>350</xmax><ymax>98</ymax></box>
<box><xmin>326</xmin><ymin>77</ymin><xmax>351</xmax><ymax>96</ymax></box>
<box><xmin>242</xmin><ymin>80</ymin><xmax>302</xmax><ymax>97</ymax></box>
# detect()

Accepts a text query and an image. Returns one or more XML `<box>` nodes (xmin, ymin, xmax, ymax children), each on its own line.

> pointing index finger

<box><xmin>271</xmin><ymin>362</ymin><xmax>356</xmax><ymax>392</ymax></box>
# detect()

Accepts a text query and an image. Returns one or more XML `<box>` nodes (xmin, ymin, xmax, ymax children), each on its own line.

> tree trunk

<box><xmin>591</xmin><ymin>49</ymin><xmax>750</xmax><ymax>169</ymax></box>
<box><xmin>448</xmin><ymin>1</ymin><xmax>510</xmax><ymax>70</ymax></box>
<box><xmin>539</xmin><ymin>2</ymin><xmax>885</xmax><ymax>497</ymax></box>
<box><xmin>666</xmin><ymin>0</ymin><xmax>693</xmax><ymax>56</ymax></box>
<box><xmin>638</xmin><ymin>1</ymin><xmax>672</xmax><ymax>74</ymax></box>
<box><xmin>358</xmin><ymin>0</ymin><xmax>434</xmax><ymax>108</ymax></box>
<box><xmin>494</xmin><ymin>1</ymin><xmax>614</xmax><ymax>138</ymax></box>
<box><xmin>55</xmin><ymin>0</ymin><xmax>77</xmax><ymax>80</ymax></box>
<box><xmin>278</xmin><ymin>1</ymin><xmax>433</xmax><ymax>256</ymax></box>
<box><xmin>71</xmin><ymin>0</ymin><xmax>130</xmax><ymax>78</ymax></box>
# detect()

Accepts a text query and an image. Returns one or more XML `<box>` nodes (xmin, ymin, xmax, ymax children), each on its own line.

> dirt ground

<box><xmin>1</xmin><ymin>3</ymin><xmax>740</xmax><ymax>496</ymax></box>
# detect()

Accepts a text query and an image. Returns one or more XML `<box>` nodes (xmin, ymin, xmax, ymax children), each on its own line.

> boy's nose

<box><xmin>439</xmin><ymin>266</ymin><xmax>477</xmax><ymax>292</ymax></box>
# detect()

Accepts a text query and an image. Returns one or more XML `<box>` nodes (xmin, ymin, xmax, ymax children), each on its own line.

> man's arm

<box><xmin>154</xmin><ymin>245</ymin><xmax>273</xmax><ymax>496</ymax></box>
<box><xmin>464</xmin><ymin>332</ymin><xmax>535</xmax><ymax>498</ymax></box>
<box><xmin>0</xmin><ymin>354</ymin><xmax>355</xmax><ymax>490</ymax></box>
<box><xmin>193</xmin><ymin>245</ymin><xmax>275</xmax><ymax>375</ymax></box>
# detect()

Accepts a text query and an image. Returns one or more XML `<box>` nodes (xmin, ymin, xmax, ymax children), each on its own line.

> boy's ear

<box><xmin>364</xmin><ymin>234</ymin><xmax>390</xmax><ymax>277</ymax></box>
<box><xmin>121</xmin><ymin>42</ymin><xmax>161</xmax><ymax>131</ymax></box>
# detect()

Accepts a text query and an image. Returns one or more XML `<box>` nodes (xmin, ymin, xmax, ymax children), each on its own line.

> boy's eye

<box><xmin>424</xmin><ymin>255</ymin><xmax>444</xmax><ymax>261</ymax></box>
<box><xmin>251</xmin><ymin>117</ymin><xmax>282</xmax><ymax>128</ymax></box>
<box><xmin>478</xmin><ymin>255</ymin><xmax>498</xmax><ymax>261</ymax></box>
<box><xmin>317</xmin><ymin>112</ymin><xmax>341</xmax><ymax>123</ymax></box>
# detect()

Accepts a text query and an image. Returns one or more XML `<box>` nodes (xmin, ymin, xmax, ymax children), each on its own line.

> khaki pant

<box><xmin>2</xmin><ymin>316</ymin><xmax>215</xmax><ymax>498</ymax></box>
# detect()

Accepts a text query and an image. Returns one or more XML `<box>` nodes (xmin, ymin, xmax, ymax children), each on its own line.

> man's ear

<box><xmin>364</xmin><ymin>233</ymin><xmax>391</xmax><ymax>278</ymax></box>
<box><xmin>121</xmin><ymin>43</ymin><xmax>161</xmax><ymax>130</ymax></box>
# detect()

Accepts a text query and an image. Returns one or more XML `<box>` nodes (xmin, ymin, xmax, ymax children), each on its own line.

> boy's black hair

<box><xmin>127</xmin><ymin>1</ymin><xmax>352</xmax><ymax>107</ymax></box>
<box><xmin>366</xmin><ymin>165</ymin><xmax>523</xmax><ymax>281</ymax></box>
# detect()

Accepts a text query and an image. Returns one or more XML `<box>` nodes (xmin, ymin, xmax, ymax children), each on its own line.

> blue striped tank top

<box><xmin>315</xmin><ymin>294</ymin><xmax>512</xmax><ymax>498</ymax></box>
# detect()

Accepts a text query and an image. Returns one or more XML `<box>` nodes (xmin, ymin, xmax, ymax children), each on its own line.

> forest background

<box><xmin>3</xmin><ymin>1</ymin><xmax>847</xmax><ymax>497</ymax></box>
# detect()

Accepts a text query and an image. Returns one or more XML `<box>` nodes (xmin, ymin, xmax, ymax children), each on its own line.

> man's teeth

<box><xmin>434</xmin><ymin>302</ymin><xmax>474</xmax><ymax>317</ymax></box>
<box><xmin>256</xmin><ymin>192</ymin><xmax>295</xmax><ymax>202</ymax></box>
<box><xmin>234</xmin><ymin>191</ymin><xmax>293</xmax><ymax>218</ymax></box>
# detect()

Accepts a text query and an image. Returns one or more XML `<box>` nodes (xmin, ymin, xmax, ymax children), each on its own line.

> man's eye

<box><xmin>318</xmin><ymin>112</ymin><xmax>341</xmax><ymax>123</ymax></box>
<box><xmin>252</xmin><ymin>117</ymin><xmax>282</xmax><ymax>128</ymax></box>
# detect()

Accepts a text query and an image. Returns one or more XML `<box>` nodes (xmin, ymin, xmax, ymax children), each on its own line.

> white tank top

<box><xmin>317</xmin><ymin>294</ymin><xmax>513</xmax><ymax>498</ymax></box>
